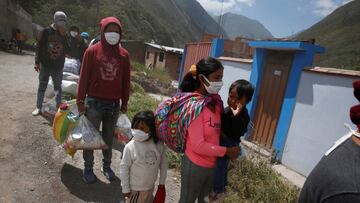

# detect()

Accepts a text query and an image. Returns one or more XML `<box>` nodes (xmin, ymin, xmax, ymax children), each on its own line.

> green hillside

<box><xmin>18</xmin><ymin>0</ymin><xmax>224</xmax><ymax>47</ymax></box>
<box><xmin>297</xmin><ymin>0</ymin><xmax>360</xmax><ymax>70</ymax></box>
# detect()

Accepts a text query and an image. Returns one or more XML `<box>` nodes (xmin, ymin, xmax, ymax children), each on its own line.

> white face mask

<box><xmin>104</xmin><ymin>32</ymin><xmax>120</xmax><ymax>45</ymax></box>
<box><xmin>131</xmin><ymin>129</ymin><xmax>149</xmax><ymax>139</ymax></box>
<box><xmin>201</xmin><ymin>75</ymin><xmax>224</xmax><ymax>94</ymax></box>
<box><xmin>70</xmin><ymin>31</ymin><xmax>78</xmax><ymax>38</ymax></box>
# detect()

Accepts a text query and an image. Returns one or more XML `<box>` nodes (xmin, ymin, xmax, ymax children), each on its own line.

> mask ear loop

<box><xmin>325</xmin><ymin>123</ymin><xmax>358</xmax><ymax>156</ymax></box>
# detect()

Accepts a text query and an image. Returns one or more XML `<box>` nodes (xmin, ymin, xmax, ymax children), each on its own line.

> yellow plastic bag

<box><xmin>52</xmin><ymin>100</ymin><xmax>79</xmax><ymax>157</ymax></box>
<box><xmin>52</xmin><ymin>100</ymin><xmax>78</xmax><ymax>144</ymax></box>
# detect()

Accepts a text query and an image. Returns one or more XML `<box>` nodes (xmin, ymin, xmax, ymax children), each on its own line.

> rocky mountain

<box><xmin>214</xmin><ymin>12</ymin><xmax>273</xmax><ymax>39</ymax></box>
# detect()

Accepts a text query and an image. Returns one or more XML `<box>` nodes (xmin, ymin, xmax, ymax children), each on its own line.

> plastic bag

<box><xmin>45</xmin><ymin>80</ymin><xmax>55</xmax><ymax>98</ymax></box>
<box><xmin>63</xmin><ymin>57</ymin><xmax>81</xmax><ymax>75</ymax></box>
<box><xmin>115</xmin><ymin>114</ymin><xmax>132</xmax><ymax>144</ymax></box>
<box><xmin>66</xmin><ymin>116</ymin><xmax>108</xmax><ymax>150</ymax></box>
<box><xmin>45</xmin><ymin>79</ymin><xmax>78</xmax><ymax>99</ymax></box>
<box><xmin>63</xmin><ymin>72</ymin><xmax>80</xmax><ymax>83</ymax></box>
<box><xmin>62</xmin><ymin>80</ymin><xmax>78</xmax><ymax>98</ymax></box>
<box><xmin>53</xmin><ymin>100</ymin><xmax>78</xmax><ymax>144</ymax></box>
<box><xmin>42</xmin><ymin>96</ymin><xmax>57</xmax><ymax>116</ymax></box>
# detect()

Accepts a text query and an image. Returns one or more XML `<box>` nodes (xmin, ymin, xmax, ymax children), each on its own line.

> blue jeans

<box><xmin>214</xmin><ymin>137</ymin><xmax>239</xmax><ymax>194</ymax></box>
<box><xmin>36</xmin><ymin>66</ymin><xmax>63</xmax><ymax>109</ymax></box>
<box><xmin>83</xmin><ymin>97</ymin><xmax>120</xmax><ymax>170</ymax></box>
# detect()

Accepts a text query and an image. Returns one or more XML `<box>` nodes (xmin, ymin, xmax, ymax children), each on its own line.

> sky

<box><xmin>196</xmin><ymin>0</ymin><xmax>354</xmax><ymax>37</ymax></box>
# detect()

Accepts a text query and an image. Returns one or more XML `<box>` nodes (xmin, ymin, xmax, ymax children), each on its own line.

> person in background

<box><xmin>178</xmin><ymin>57</ymin><xmax>240</xmax><ymax>203</ymax></box>
<box><xmin>77</xmin><ymin>16</ymin><xmax>131</xmax><ymax>184</ymax></box>
<box><xmin>211</xmin><ymin>79</ymin><xmax>254</xmax><ymax>200</ymax></box>
<box><xmin>120</xmin><ymin>111</ymin><xmax>167</xmax><ymax>203</ymax></box>
<box><xmin>15</xmin><ymin>29</ymin><xmax>26</xmax><ymax>53</ymax></box>
<box><xmin>67</xmin><ymin>26</ymin><xmax>87</xmax><ymax>61</ymax></box>
<box><xmin>80</xmin><ymin>32</ymin><xmax>90</xmax><ymax>46</ymax></box>
<box><xmin>32</xmin><ymin>11</ymin><xmax>69</xmax><ymax>116</ymax></box>
<box><xmin>298</xmin><ymin>80</ymin><xmax>360</xmax><ymax>203</ymax></box>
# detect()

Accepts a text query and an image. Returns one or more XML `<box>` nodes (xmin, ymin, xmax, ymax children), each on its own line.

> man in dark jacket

<box><xmin>32</xmin><ymin>11</ymin><xmax>69</xmax><ymax>116</ymax></box>
<box><xmin>67</xmin><ymin>26</ymin><xmax>87</xmax><ymax>61</ymax></box>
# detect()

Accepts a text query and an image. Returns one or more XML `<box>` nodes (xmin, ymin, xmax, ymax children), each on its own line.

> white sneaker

<box><xmin>32</xmin><ymin>108</ymin><xmax>41</xmax><ymax>116</ymax></box>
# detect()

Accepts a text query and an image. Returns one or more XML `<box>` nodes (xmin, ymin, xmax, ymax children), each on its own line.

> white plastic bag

<box><xmin>45</xmin><ymin>80</ymin><xmax>55</xmax><ymax>98</ymax></box>
<box><xmin>41</xmin><ymin>96</ymin><xmax>57</xmax><ymax>115</ymax></box>
<box><xmin>66</xmin><ymin>116</ymin><xmax>108</xmax><ymax>150</ymax></box>
<box><xmin>115</xmin><ymin>114</ymin><xmax>132</xmax><ymax>144</ymax></box>
<box><xmin>63</xmin><ymin>72</ymin><xmax>80</xmax><ymax>82</ymax></box>
<box><xmin>62</xmin><ymin>80</ymin><xmax>78</xmax><ymax>97</ymax></box>
<box><xmin>45</xmin><ymin>79</ymin><xmax>78</xmax><ymax>99</ymax></box>
<box><xmin>63</xmin><ymin>57</ymin><xmax>81</xmax><ymax>75</ymax></box>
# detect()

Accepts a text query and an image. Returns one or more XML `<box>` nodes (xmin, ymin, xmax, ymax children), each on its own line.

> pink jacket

<box><xmin>185</xmin><ymin>106</ymin><xmax>227</xmax><ymax>168</ymax></box>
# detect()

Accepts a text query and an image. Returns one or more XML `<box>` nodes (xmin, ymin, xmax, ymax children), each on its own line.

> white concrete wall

<box><xmin>282</xmin><ymin>71</ymin><xmax>359</xmax><ymax>176</ymax></box>
<box><xmin>218</xmin><ymin>59</ymin><xmax>252</xmax><ymax>102</ymax></box>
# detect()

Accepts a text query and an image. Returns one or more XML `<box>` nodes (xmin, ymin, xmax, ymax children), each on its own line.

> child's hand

<box><xmin>231</xmin><ymin>103</ymin><xmax>243</xmax><ymax>116</ymax></box>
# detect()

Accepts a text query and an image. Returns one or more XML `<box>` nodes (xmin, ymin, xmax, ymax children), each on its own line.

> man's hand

<box><xmin>77</xmin><ymin>101</ymin><xmax>86</xmax><ymax>115</ymax></box>
<box><xmin>123</xmin><ymin>192</ymin><xmax>131</xmax><ymax>199</ymax></box>
<box><xmin>34</xmin><ymin>63</ymin><xmax>40</xmax><ymax>72</ymax></box>
<box><xmin>76</xmin><ymin>35</ymin><xmax>83</xmax><ymax>41</ymax></box>
<box><xmin>120</xmin><ymin>105</ymin><xmax>127</xmax><ymax>113</ymax></box>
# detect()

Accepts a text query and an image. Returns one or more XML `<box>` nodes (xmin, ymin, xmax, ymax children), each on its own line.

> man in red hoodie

<box><xmin>77</xmin><ymin>17</ymin><xmax>130</xmax><ymax>184</ymax></box>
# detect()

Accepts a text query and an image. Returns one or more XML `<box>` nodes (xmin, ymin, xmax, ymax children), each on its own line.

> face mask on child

<box><xmin>70</xmin><ymin>31</ymin><xmax>78</xmax><ymax>38</ymax></box>
<box><xmin>131</xmin><ymin>129</ymin><xmax>149</xmax><ymax>140</ymax></box>
<box><xmin>200</xmin><ymin>75</ymin><xmax>224</xmax><ymax>94</ymax></box>
<box><xmin>104</xmin><ymin>32</ymin><xmax>120</xmax><ymax>45</ymax></box>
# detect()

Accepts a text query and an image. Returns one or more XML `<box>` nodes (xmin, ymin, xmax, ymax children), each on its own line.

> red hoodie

<box><xmin>77</xmin><ymin>17</ymin><xmax>130</xmax><ymax>107</ymax></box>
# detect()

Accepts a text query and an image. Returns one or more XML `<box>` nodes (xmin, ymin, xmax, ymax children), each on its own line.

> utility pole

<box><xmin>217</xmin><ymin>0</ymin><xmax>224</xmax><ymax>38</ymax></box>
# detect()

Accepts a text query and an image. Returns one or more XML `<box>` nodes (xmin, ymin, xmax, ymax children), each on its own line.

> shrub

<box><xmin>224</xmin><ymin>158</ymin><xmax>300</xmax><ymax>203</ymax></box>
<box><xmin>127</xmin><ymin>93</ymin><xmax>159</xmax><ymax>121</ymax></box>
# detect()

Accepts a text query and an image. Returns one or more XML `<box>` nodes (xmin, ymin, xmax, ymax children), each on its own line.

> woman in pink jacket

<box><xmin>178</xmin><ymin>57</ymin><xmax>240</xmax><ymax>203</ymax></box>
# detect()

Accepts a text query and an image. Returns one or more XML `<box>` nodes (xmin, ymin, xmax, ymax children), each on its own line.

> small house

<box><xmin>145</xmin><ymin>42</ymin><xmax>183</xmax><ymax>80</ymax></box>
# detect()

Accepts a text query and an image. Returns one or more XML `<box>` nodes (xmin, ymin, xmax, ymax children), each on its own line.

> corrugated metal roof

<box><xmin>305</xmin><ymin>66</ymin><xmax>360</xmax><ymax>77</ymax></box>
<box><xmin>145</xmin><ymin>43</ymin><xmax>183</xmax><ymax>54</ymax></box>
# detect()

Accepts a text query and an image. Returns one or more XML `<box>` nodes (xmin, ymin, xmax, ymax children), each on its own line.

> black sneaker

<box><xmin>101</xmin><ymin>166</ymin><xmax>116</xmax><ymax>181</ymax></box>
<box><xmin>83</xmin><ymin>169</ymin><xmax>97</xmax><ymax>184</ymax></box>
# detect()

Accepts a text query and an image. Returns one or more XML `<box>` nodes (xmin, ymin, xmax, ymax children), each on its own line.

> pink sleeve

<box><xmin>187</xmin><ymin>111</ymin><xmax>227</xmax><ymax>157</ymax></box>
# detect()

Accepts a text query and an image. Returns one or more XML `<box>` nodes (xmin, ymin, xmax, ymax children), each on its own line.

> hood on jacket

<box><xmin>100</xmin><ymin>17</ymin><xmax>122</xmax><ymax>47</ymax></box>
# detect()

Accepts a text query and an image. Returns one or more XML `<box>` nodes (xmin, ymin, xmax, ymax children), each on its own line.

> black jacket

<box><xmin>67</xmin><ymin>36</ymin><xmax>87</xmax><ymax>61</ymax></box>
<box><xmin>221</xmin><ymin>107</ymin><xmax>250</xmax><ymax>142</ymax></box>
<box><xmin>35</xmin><ymin>25</ymin><xmax>69</xmax><ymax>68</ymax></box>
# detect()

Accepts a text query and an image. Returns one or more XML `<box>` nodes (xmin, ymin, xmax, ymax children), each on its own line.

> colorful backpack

<box><xmin>155</xmin><ymin>92</ymin><xmax>213</xmax><ymax>153</ymax></box>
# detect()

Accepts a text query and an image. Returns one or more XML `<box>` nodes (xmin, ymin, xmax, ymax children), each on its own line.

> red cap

<box><xmin>353</xmin><ymin>80</ymin><xmax>360</xmax><ymax>102</ymax></box>
<box><xmin>350</xmin><ymin>104</ymin><xmax>360</xmax><ymax>130</ymax></box>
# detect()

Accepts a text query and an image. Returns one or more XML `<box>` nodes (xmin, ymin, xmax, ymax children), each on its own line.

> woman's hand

<box><xmin>226</xmin><ymin>146</ymin><xmax>241</xmax><ymax>160</ymax></box>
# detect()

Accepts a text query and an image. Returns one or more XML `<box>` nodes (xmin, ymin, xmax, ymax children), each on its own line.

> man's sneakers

<box><xmin>32</xmin><ymin>108</ymin><xmax>41</xmax><ymax>116</ymax></box>
<box><xmin>83</xmin><ymin>169</ymin><xmax>97</xmax><ymax>184</ymax></box>
<box><xmin>83</xmin><ymin>167</ymin><xmax>115</xmax><ymax>184</ymax></box>
<box><xmin>101</xmin><ymin>166</ymin><xmax>116</xmax><ymax>181</ymax></box>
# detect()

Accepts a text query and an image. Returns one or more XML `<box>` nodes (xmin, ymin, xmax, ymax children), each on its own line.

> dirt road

<box><xmin>0</xmin><ymin>51</ymin><xmax>180</xmax><ymax>203</ymax></box>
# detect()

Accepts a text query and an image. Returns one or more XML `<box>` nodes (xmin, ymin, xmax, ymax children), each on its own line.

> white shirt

<box><xmin>120</xmin><ymin>133</ymin><xmax>167</xmax><ymax>193</ymax></box>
